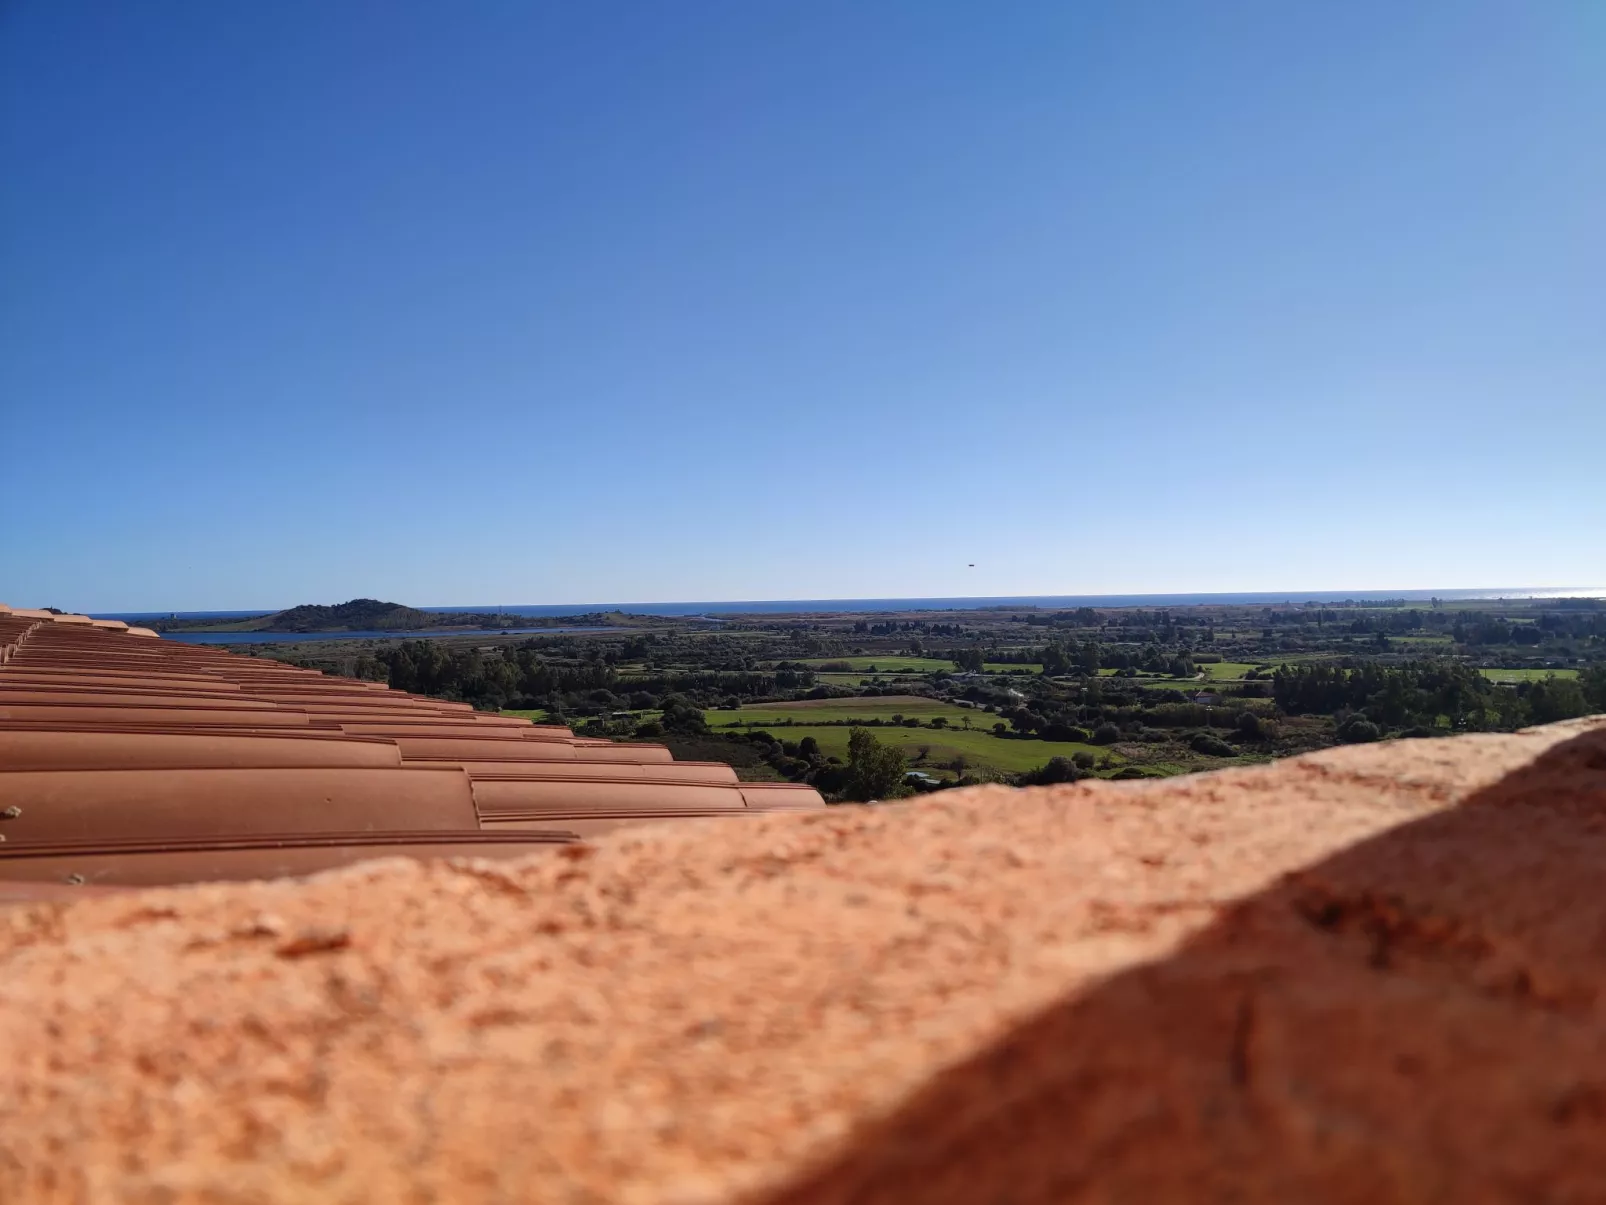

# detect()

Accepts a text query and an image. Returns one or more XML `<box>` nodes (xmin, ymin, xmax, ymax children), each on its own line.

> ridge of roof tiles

<box><xmin>0</xmin><ymin>603</ymin><xmax>826</xmax><ymax>887</ymax></box>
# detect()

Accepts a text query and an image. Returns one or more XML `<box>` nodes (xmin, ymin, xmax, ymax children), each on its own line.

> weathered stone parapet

<box><xmin>3</xmin><ymin>717</ymin><xmax>1604</xmax><ymax>1203</ymax></box>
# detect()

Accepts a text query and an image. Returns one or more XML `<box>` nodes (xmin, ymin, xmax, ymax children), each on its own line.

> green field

<box><xmin>706</xmin><ymin>695</ymin><xmax>1114</xmax><ymax>777</ymax></box>
<box><xmin>798</xmin><ymin>656</ymin><xmax>954</xmax><ymax>672</ymax></box>
<box><xmin>1199</xmin><ymin>661</ymin><xmax>1259</xmax><ymax>680</ymax></box>
<box><xmin>708</xmin><ymin>695</ymin><xmax>990</xmax><ymax>728</ymax></box>
<box><xmin>1477</xmin><ymin>667</ymin><xmax>1581</xmax><ymax>683</ymax></box>
<box><xmin>734</xmin><ymin>723</ymin><xmax>1114</xmax><ymax>776</ymax></box>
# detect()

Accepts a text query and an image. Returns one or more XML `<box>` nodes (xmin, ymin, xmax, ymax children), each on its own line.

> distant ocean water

<box><xmin>95</xmin><ymin>585</ymin><xmax>1604</xmax><ymax>630</ymax></box>
<box><xmin>419</xmin><ymin>588</ymin><xmax>1604</xmax><ymax>616</ymax></box>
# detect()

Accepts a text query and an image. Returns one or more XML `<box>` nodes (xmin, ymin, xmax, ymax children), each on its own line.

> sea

<box><xmin>91</xmin><ymin>587</ymin><xmax>1604</xmax><ymax>646</ymax></box>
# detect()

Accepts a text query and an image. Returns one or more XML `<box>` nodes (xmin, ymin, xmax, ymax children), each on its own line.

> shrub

<box><xmin>1091</xmin><ymin>722</ymin><xmax>1121</xmax><ymax>745</ymax></box>
<box><xmin>1042</xmin><ymin>723</ymin><xmax>1091</xmax><ymax>743</ymax></box>
<box><xmin>1337</xmin><ymin>716</ymin><xmax>1381</xmax><ymax>744</ymax></box>
<box><xmin>1189</xmin><ymin>733</ymin><xmax>1237</xmax><ymax>757</ymax></box>
<box><xmin>1018</xmin><ymin>757</ymin><xmax>1086</xmax><ymax>786</ymax></box>
<box><xmin>1071</xmin><ymin>751</ymin><xmax>1096</xmax><ymax>770</ymax></box>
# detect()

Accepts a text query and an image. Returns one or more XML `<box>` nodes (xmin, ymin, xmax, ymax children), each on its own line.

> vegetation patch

<box><xmin>1477</xmin><ymin>667</ymin><xmax>1581</xmax><ymax>682</ymax></box>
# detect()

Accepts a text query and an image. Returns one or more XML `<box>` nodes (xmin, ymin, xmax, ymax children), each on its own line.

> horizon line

<box><xmin>81</xmin><ymin>585</ymin><xmax>1606</xmax><ymax>618</ymax></box>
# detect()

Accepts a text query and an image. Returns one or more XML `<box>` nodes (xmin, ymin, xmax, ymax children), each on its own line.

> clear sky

<box><xmin>3</xmin><ymin>1</ymin><xmax>1602</xmax><ymax>612</ymax></box>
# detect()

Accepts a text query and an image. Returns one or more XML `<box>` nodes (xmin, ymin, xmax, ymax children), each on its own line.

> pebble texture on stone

<box><xmin>3</xmin><ymin>718</ymin><xmax>1604</xmax><ymax>1204</ymax></box>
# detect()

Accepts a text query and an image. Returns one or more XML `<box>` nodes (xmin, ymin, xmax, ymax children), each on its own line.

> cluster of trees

<box><xmin>1017</xmin><ymin>608</ymin><xmax>1103</xmax><ymax>628</ymax></box>
<box><xmin>955</xmin><ymin>640</ymin><xmax>1200</xmax><ymax>679</ymax></box>
<box><xmin>359</xmin><ymin>639</ymin><xmax>817</xmax><ymax>715</ymax></box>
<box><xmin>850</xmin><ymin>620</ymin><xmax>967</xmax><ymax>637</ymax></box>
<box><xmin>1271</xmin><ymin>661</ymin><xmax>1601</xmax><ymax>733</ymax></box>
<box><xmin>642</xmin><ymin>715</ymin><xmax>913</xmax><ymax>804</ymax></box>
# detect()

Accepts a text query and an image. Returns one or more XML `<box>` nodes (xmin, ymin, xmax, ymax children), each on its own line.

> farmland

<box><xmin>800</xmin><ymin>655</ymin><xmax>955</xmax><ymax>672</ymax></box>
<box><xmin>1477</xmin><ymin>667</ymin><xmax>1581</xmax><ymax>683</ymax></box>
<box><xmin>707</xmin><ymin>695</ymin><xmax>989</xmax><ymax>728</ymax></box>
<box><xmin>243</xmin><ymin>592</ymin><xmax>1604</xmax><ymax>799</ymax></box>
<box><xmin>729</xmin><ymin>723</ymin><xmax>1117</xmax><ymax>777</ymax></box>
<box><xmin>700</xmin><ymin>695</ymin><xmax>1118</xmax><ymax>779</ymax></box>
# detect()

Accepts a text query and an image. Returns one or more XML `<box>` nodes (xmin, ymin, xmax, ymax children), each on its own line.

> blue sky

<box><xmin>3</xmin><ymin>1</ymin><xmax>1602</xmax><ymax>612</ymax></box>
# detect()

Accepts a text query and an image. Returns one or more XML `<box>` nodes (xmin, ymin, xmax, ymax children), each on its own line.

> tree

<box><xmin>1040</xmin><ymin>644</ymin><xmax>1072</xmax><ymax>676</ymax></box>
<box><xmin>658</xmin><ymin>695</ymin><xmax>708</xmax><ymax>735</ymax></box>
<box><xmin>1078</xmin><ymin>640</ymin><xmax>1101</xmax><ymax>674</ymax></box>
<box><xmin>1527</xmin><ymin>676</ymin><xmax>1588</xmax><ymax>724</ymax></box>
<box><xmin>1582</xmin><ymin>665</ymin><xmax>1606</xmax><ymax>713</ymax></box>
<box><xmin>845</xmin><ymin>727</ymin><xmax>910</xmax><ymax>802</ymax></box>
<box><xmin>952</xmin><ymin>647</ymin><xmax>986</xmax><ymax>673</ymax></box>
<box><xmin>1019</xmin><ymin>757</ymin><xmax>1085</xmax><ymax>786</ymax></box>
<box><xmin>1337</xmin><ymin>716</ymin><xmax>1380</xmax><ymax>744</ymax></box>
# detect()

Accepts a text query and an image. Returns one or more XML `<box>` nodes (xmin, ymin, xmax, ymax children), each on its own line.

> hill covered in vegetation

<box><xmin>265</xmin><ymin>599</ymin><xmax>438</xmax><ymax>631</ymax></box>
<box><xmin>142</xmin><ymin>599</ymin><xmax>621</xmax><ymax>634</ymax></box>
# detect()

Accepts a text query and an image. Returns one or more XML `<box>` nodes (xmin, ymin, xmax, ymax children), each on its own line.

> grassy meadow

<box><xmin>1477</xmin><ymin>667</ymin><xmax>1581</xmax><ymax>683</ymax></box>
<box><xmin>705</xmin><ymin>694</ymin><xmax>1115</xmax><ymax>777</ymax></box>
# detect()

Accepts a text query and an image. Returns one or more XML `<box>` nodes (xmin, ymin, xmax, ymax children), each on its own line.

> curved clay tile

<box><xmin>469</xmin><ymin>778</ymin><xmax>747</xmax><ymax>817</ymax></box>
<box><xmin>0</xmin><ymin>672</ymin><xmax>245</xmax><ymax>691</ymax></box>
<box><xmin>0</xmin><ymin>766</ymin><xmax>477</xmax><ymax>841</ymax></box>
<box><xmin>0</xmin><ymin>689</ymin><xmax>291</xmax><ymax>709</ymax></box>
<box><xmin>481</xmin><ymin>811</ymin><xmax>755</xmax><ymax>837</ymax></box>
<box><xmin>404</xmin><ymin>760</ymin><xmax>652</xmax><ymax>780</ymax></box>
<box><xmin>411</xmin><ymin>760</ymin><xmax>740</xmax><ymax>785</ymax></box>
<box><xmin>0</xmin><ymin>730</ymin><xmax>403</xmax><ymax>771</ymax></box>
<box><xmin>0</xmin><ymin>704</ymin><xmax>313</xmax><ymax>727</ymax></box>
<box><xmin>338</xmin><ymin>723</ymin><xmax>542</xmax><ymax>740</ymax></box>
<box><xmin>739</xmin><ymin>782</ymin><xmax>829</xmax><ymax>809</ymax></box>
<box><xmin>573</xmin><ymin>743</ymin><xmax>674</xmax><ymax>763</ymax></box>
<box><xmin>393</xmin><ymin>737</ymin><xmax>579</xmax><ymax>762</ymax></box>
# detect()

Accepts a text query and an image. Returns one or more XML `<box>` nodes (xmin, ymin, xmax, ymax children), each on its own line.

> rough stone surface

<box><xmin>3</xmin><ymin>718</ymin><xmax>1605</xmax><ymax>1204</ymax></box>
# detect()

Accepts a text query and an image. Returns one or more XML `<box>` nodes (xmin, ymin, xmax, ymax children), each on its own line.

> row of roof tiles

<box><xmin>0</xmin><ymin>606</ymin><xmax>825</xmax><ymax>890</ymax></box>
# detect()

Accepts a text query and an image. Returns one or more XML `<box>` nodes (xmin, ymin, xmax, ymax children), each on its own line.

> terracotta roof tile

<box><xmin>0</xmin><ymin>603</ymin><xmax>825</xmax><ymax>887</ymax></box>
